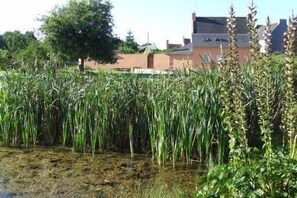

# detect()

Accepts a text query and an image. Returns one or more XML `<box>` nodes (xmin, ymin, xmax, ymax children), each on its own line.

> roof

<box><xmin>257</xmin><ymin>23</ymin><xmax>280</xmax><ymax>40</ymax></box>
<box><xmin>138</xmin><ymin>43</ymin><xmax>158</xmax><ymax>52</ymax></box>
<box><xmin>194</xmin><ymin>17</ymin><xmax>249</xmax><ymax>34</ymax></box>
<box><xmin>167</xmin><ymin>43</ymin><xmax>192</xmax><ymax>55</ymax></box>
<box><xmin>192</xmin><ymin>33</ymin><xmax>250</xmax><ymax>47</ymax></box>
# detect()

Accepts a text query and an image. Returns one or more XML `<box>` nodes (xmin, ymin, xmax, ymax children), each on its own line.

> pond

<box><xmin>0</xmin><ymin>147</ymin><xmax>199</xmax><ymax>197</ymax></box>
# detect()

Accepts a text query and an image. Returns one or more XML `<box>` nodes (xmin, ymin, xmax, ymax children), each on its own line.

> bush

<box><xmin>0</xmin><ymin>50</ymin><xmax>9</xmax><ymax>70</ymax></box>
<box><xmin>196</xmin><ymin>150</ymin><xmax>297</xmax><ymax>197</ymax></box>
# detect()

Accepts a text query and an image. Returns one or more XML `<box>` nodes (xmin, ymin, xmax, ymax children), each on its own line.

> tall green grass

<box><xmin>0</xmin><ymin>69</ymin><xmax>227</xmax><ymax>167</ymax></box>
<box><xmin>0</xmin><ymin>54</ymin><xmax>294</xmax><ymax>166</ymax></box>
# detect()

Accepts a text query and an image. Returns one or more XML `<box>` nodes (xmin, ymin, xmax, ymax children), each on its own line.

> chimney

<box><xmin>279</xmin><ymin>19</ymin><xmax>287</xmax><ymax>25</ymax></box>
<box><xmin>192</xmin><ymin>12</ymin><xmax>196</xmax><ymax>21</ymax></box>
<box><xmin>192</xmin><ymin>12</ymin><xmax>196</xmax><ymax>34</ymax></box>
<box><xmin>166</xmin><ymin>40</ymin><xmax>169</xmax><ymax>50</ymax></box>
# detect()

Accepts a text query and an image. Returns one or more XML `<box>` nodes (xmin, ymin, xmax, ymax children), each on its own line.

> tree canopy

<box><xmin>0</xmin><ymin>31</ymin><xmax>37</xmax><ymax>69</ymax></box>
<box><xmin>0</xmin><ymin>35</ymin><xmax>7</xmax><ymax>50</ymax></box>
<box><xmin>2</xmin><ymin>31</ymin><xmax>36</xmax><ymax>53</ymax></box>
<box><xmin>41</xmin><ymin>0</ymin><xmax>117</xmax><ymax>71</ymax></box>
<box><xmin>120</xmin><ymin>31</ymin><xmax>139</xmax><ymax>54</ymax></box>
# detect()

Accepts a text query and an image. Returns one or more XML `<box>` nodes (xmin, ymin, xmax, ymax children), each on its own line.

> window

<box><xmin>215</xmin><ymin>38</ymin><xmax>228</xmax><ymax>42</ymax></box>
<box><xmin>203</xmin><ymin>54</ymin><xmax>210</xmax><ymax>64</ymax></box>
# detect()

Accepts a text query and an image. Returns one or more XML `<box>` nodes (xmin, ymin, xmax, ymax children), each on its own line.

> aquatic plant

<box><xmin>0</xmin><ymin>69</ymin><xmax>227</xmax><ymax>167</ymax></box>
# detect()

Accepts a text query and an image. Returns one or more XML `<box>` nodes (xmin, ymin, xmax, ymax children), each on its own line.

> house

<box><xmin>169</xmin><ymin>13</ymin><xmax>251</xmax><ymax>68</ymax></box>
<box><xmin>257</xmin><ymin>19</ymin><xmax>287</xmax><ymax>53</ymax></box>
<box><xmin>85</xmin><ymin>13</ymin><xmax>287</xmax><ymax>71</ymax></box>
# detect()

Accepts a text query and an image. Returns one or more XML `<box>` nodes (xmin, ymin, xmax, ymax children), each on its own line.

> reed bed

<box><xmin>0</xmin><ymin>57</ymin><xmax>294</xmax><ymax>167</ymax></box>
<box><xmin>0</xmin><ymin>69</ymin><xmax>227</xmax><ymax>166</ymax></box>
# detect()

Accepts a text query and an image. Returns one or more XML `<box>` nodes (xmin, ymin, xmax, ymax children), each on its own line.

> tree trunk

<box><xmin>79</xmin><ymin>58</ymin><xmax>84</xmax><ymax>72</ymax></box>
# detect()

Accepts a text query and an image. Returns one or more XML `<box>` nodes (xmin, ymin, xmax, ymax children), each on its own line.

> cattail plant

<box><xmin>0</xmin><ymin>67</ymin><xmax>228</xmax><ymax>167</ymax></box>
<box><xmin>283</xmin><ymin>16</ymin><xmax>297</xmax><ymax>159</ymax></box>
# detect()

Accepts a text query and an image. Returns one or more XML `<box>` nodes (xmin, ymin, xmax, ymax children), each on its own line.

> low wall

<box><xmin>153</xmin><ymin>54</ymin><xmax>193</xmax><ymax>70</ymax></box>
<box><xmin>84</xmin><ymin>54</ymin><xmax>148</xmax><ymax>70</ymax></box>
<box><xmin>84</xmin><ymin>48</ymin><xmax>250</xmax><ymax>71</ymax></box>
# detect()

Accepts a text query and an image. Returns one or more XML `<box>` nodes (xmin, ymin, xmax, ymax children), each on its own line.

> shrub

<box><xmin>197</xmin><ymin>150</ymin><xmax>297</xmax><ymax>197</ymax></box>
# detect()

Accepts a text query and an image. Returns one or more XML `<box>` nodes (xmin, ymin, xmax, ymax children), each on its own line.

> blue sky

<box><xmin>0</xmin><ymin>0</ymin><xmax>296</xmax><ymax>49</ymax></box>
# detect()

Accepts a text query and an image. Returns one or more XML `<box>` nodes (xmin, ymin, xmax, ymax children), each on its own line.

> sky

<box><xmin>0</xmin><ymin>0</ymin><xmax>296</xmax><ymax>49</ymax></box>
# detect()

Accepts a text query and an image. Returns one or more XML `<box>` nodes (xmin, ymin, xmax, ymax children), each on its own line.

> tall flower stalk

<box><xmin>220</xmin><ymin>5</ymin><xmax>248</xmax><ymax>160</ymax></box>
<box><xmin>283</xmin><ymin>16</ymin><xmax>297</xmax><ymax>159</ymax></box>
<box><xmin>259</xmin><ymin>17</ymin><xmax>274</xmax><ymax>158</ymax></box>
<box><xmin>247</xmin><ymin>1</ymin><xmax>260</xmax><ymax>60</ymax></box>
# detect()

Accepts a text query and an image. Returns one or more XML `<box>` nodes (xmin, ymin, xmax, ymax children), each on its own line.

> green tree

<box><xmin>16</xmin><ymin>41</ymin><xmax>50</xmax><ymax>71</ymax></box>
<box><xmin>0</xmin><ymin>35</ymin><xmax>7</xmax><ymax>50</ymax></box>
<box><xmin>120</xmin><ymin>31</ymin><xmax>139</xmax><ymax>54</ymax></box>
<box><xmin>41</xmin><ymin>0</ymin><xmax>117</xmax><ymax>71</ymax></box>
<box><xmin>0</xmin><ymin>50</ymin><xmax>9</xmax><ymax>70</ymax></box>
<box><xmin>3</xmin><ymin>31</ymin><xmax>36</xmax><ymax>53</ymax></box>
<box><xmin>1</xmin><ymin>31</ymin><xmax>36</xmax><ymax>69</ymax></box>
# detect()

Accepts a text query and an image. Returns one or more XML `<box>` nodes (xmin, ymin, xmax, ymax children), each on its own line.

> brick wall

<box><xmin>150</xmin><ymin>54</ymin><xmax>193</xmax><ymax>70</ymax></box>
<box><xmin>84</xmin><ymin>54</ymin><xmax>148</xmax><ymax>70</ymax></box>
<box><xmin>84</xmin><ymin>48</ymin><xmax>251</xmax><ymax>71</ymax></box>
<box><xmin>191</xmin><ymin>47</ymin><xmax>250</xmax><ymax>68</ymax></box>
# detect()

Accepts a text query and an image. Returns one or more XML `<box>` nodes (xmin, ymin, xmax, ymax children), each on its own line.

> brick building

<box><xmin>85</xmin><ymin>13</ymin><xmax>254</xmax><ymax>70</ymax></box>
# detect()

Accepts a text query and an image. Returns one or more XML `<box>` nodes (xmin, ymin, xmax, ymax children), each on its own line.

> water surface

<box><xmin>0</xmin><ymin>147</ymin><xmax>198</xmax><ymax>197</ymax></box>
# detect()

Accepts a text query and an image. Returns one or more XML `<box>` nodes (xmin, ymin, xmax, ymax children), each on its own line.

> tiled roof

<box><xmin>167</xmin><ymin>43</ymin><xmax>192</xmax><ymax>55</ymax></box>
<box><xmin>257</xmin><ymin>23</ymin><xmax>279</xmax><ymax>40</ymax></box>
<box><xmin>138</xmin><ymin>43</ymin><xmax>158</xmax><ymax>51</ymax></box>
<box><xmin>192</xmin><ymin>33</ymin><xmax>250</xmax><ymax>47</ymax></box>
<box><xmin>194</xmin><ymin>17</ymin><xmax>249</xmax><ymax>34</ymax></box>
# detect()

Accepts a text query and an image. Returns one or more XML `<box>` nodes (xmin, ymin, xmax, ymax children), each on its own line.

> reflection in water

<box><xmin>0</xmin><ymin>193</ymin><xmax>16</xmax><ymax>198</ymax></box>
<box><xmin>0</xmin><ymin>147</ymin><xmax>198</xmax><ymax>197</ymax></box>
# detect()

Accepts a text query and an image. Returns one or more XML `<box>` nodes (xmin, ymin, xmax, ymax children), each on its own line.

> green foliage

<box><xmin>2</xmin><ymin>31</ymin><xmax>36</xmax><ymax>54</ymax></box>
<box><xmin>248</xmin><ymin>5</ymin><xmax>275</xmax><ymax>158</ymax></box>
<box><xmin>1</xmin><ymin>31</ymin><xmax>37</xmax><ymax>69</ymax></box>
<box><xmin>16</xmin><ymin>41</ymin><xmax>50</xmax><ymax>71</ymax></box>
<box><xmin>41</xmin><ymin>0</ymin><xmax>117</xmax><ymax>71</ymax></box>
<box><xmin>197</xmin><ymin>151</ymin><xmax>297</xmax><ymax>198</ymax></box>
<box><xmin>0</xmin><ymin>35</ymin><xmax>7</xmax><ymax>50</ymax></box>
<box><xmin>0</xmin><ymin>50</ymin><xmax>9</xmax><ymax>70</ymax></box>
<box><xmin>197</xmin><ymin>3</ymin><xmax>297</xmax><ymax>197</ymax></box>
<box><xmin>0</xmin><ymin>69</ymin><xmax>227</xmax><ymax>166</ymax></box>
<box><xmin>219</xmin><ymin>5</ymin><xmax>248</xmax><ymax>160</ymax></box>
<box><xmin>143</xmin><ymin>183</ymin><xmax>191</xmax><ymax>198</ymax></box>
<box><xmin>283</xmin><ymin>16</ymin><xmax>297</xmax><ymax>158</ymax></box>
<box><xmin>120</xmin><ymin>31</ymin><xmax>139</xmax><ymax>54</ymax></box>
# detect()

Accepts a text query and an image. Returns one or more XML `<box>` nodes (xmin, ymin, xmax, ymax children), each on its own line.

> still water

<box><xmin>0</xmin><ymin>147</ymin><xmax>198</xmax><ymax>197</ymax></box>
